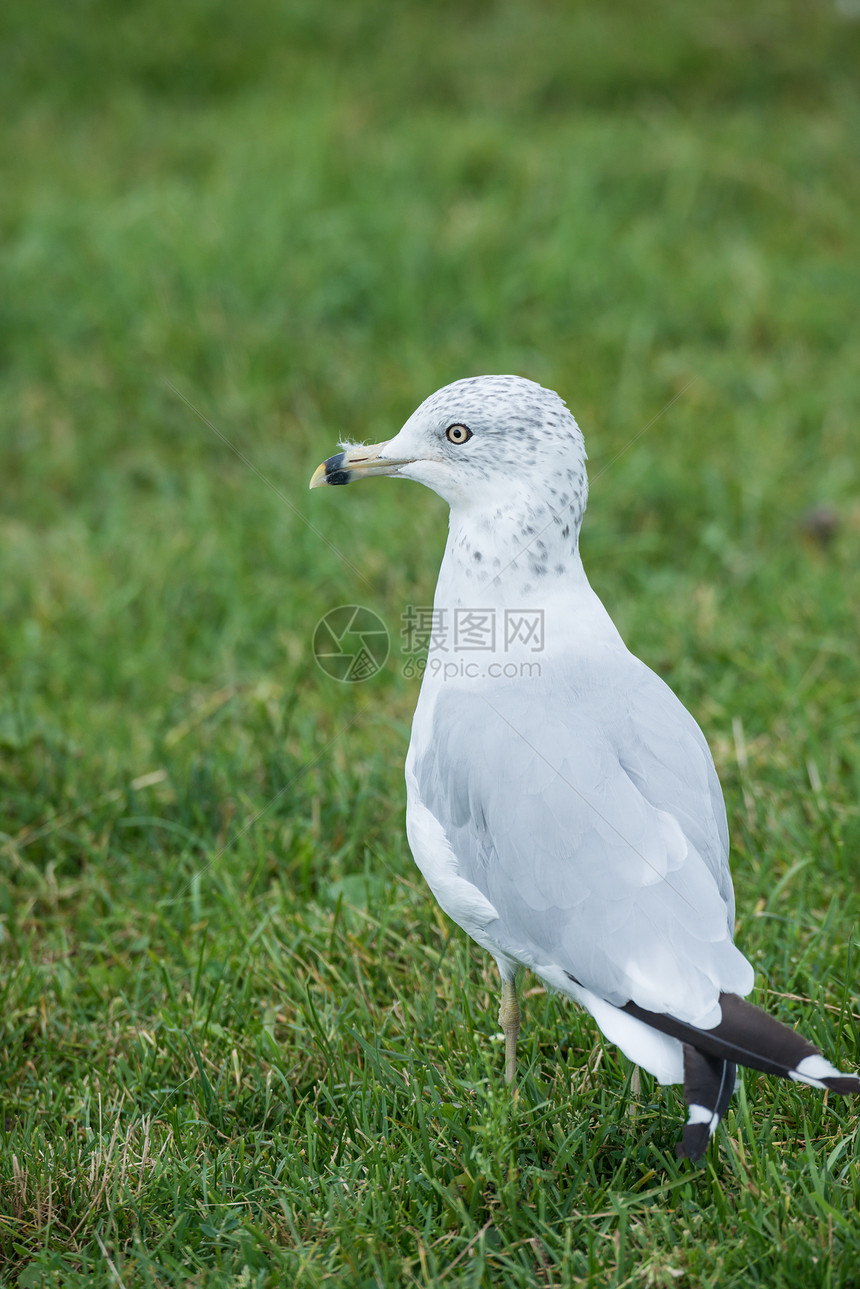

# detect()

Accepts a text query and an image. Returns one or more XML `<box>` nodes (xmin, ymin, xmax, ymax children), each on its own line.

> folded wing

<box><xmin>409</xmin><ymin>655</ymin><xmax>754</xmax><ymax>1027</ymax></box>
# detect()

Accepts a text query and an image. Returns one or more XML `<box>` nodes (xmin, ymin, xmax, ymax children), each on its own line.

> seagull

<box><xmin>310</xmin><ymin>374</ymin><xmax>859</xmax><ymax>1160</ymax></box>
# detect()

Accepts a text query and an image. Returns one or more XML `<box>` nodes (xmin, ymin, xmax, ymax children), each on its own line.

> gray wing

<box><xmin>410</xmin><ymin>655</ymin><xmax>752</xmax><ymax>1025</ymax></box>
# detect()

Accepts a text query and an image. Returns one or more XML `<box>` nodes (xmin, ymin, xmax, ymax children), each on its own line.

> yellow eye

<box><xmin>445</xmin><ymin>424</ymin><xmax>473</xmax><ymax>445</ymax></box>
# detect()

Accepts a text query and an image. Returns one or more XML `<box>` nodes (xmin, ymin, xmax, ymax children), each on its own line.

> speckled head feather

<box><xmin>391</xmin><ymin>375</ymin><xmax>588</xmax><ymax>522</ymax></box>
<box><xmin>367</xmin><ymin>375</ymin><xmax>589</xmax><ymax>597</ymax></box>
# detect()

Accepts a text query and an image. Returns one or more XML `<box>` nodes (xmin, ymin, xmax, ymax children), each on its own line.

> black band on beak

<box><xmin>322</xmin><ymin>452</ymin><xmax>352</xmax><ymax>486</ymax></box>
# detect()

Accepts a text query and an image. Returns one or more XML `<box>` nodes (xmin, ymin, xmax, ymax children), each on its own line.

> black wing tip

<box><xmin>823</xmin><ymin>1075</ymin><xmax>860</xmax><ymax>1096</ymax></box>
<box><xmin>675</xmin><ymin>1124</ymin><xmax>710</xmax><ymax>1162</ymax></box>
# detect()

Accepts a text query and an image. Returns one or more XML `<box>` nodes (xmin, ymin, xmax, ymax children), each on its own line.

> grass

<box><xmin>1</xmin><ymin>0</ymin><xmax>859</xmax><ymax>1283</ymax></box>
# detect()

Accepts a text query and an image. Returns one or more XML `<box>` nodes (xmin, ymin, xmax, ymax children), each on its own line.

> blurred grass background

<box><xmin>1</xmin><ymin>1</ymin><xmax>859</xmax><ymax>1285</ymax></box>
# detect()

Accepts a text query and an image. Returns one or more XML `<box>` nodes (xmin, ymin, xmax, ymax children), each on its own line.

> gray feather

<box><xmin>412</xmin><ymin>652</ymin><xmax>751</xmax><ymax>1024</ymax></box>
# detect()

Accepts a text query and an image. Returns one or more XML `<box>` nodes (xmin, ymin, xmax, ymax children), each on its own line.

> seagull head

<box><xmin>309</xmin><ymin>374</ymin><xmax>588</xmax><ymax>517</ymax></box>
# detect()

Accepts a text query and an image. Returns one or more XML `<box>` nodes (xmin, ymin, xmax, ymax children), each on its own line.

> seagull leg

<box><xmin>498</xmin><ymin>976</ymin><xmax>521</xmax><ymax>1085</ymax></box>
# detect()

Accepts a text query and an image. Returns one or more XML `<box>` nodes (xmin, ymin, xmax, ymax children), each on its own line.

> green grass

<box><xmin>2</xmin><ymin>0</ymin><xmax>859</xmax><ymax>1283</ymax></box>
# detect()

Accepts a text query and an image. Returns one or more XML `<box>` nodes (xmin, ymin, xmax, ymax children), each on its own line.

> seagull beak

<box><xmin>309</xmin><ymin>442</ymin><xmax>416</xmax><ymax>489</ymax></box>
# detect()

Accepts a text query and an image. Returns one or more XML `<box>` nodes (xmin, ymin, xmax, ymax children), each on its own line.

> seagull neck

<box><xmin>434</xmin><ymin>498</ymin><xmax>589</xmax><ymax>610</ymax></box>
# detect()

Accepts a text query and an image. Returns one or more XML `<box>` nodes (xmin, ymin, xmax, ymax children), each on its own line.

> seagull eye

<box><xmin>445</xmin><ymin>424</ymin><xmax>473</xmax><ymax>445</ymax></box>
